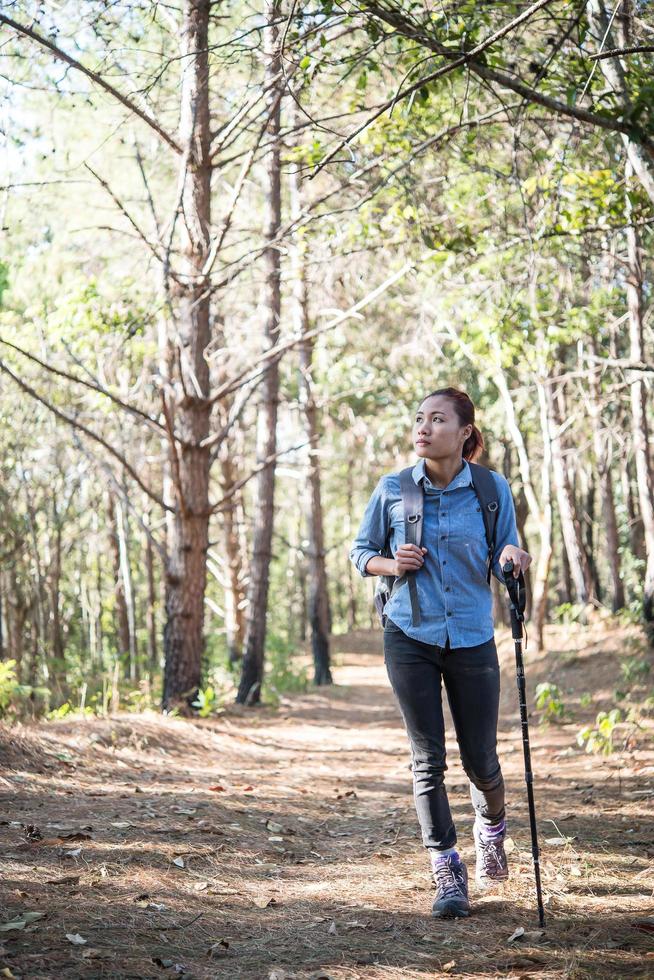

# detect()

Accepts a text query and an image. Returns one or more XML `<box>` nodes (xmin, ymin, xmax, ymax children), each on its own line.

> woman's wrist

<box><xmin>364</xmin><ymin>555</ymin><xmax>398</xmax><ymax>577</ymax></box>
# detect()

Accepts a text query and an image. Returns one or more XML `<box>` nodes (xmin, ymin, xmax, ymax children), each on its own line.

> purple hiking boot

<box><xmin>473</xmin><ymin>818</ymin><xmax>509</xmax><ymax>890</ymax></box>
<box><xmin>430</xmin><ymin>850</ymin><xmax>470</xmax><ymax>918</ymax></box>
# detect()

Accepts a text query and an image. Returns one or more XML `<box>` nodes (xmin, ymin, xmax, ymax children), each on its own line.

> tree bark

<box><xmin>162</xmin><ymin>0</ymin><xmax>213</xmax><ymax>712</ymax></box>
<box><xmin>219</xmin><ymin>453</ymin><xmax>247</xmax><ymax>665</ymax></box>
<box><xmin>586</xmin><ymin>0</ymin><xmax>654</xmax><ymax>205</ymax></box>
<box><xmin>289</xmin><ymin>141</ymin><xmax>333</xmax><ymax>686</ymax></box>
<box><xmin>544</xmin><ymin>381</ymin><xmax>596</xmax><ymax>607</ymax></box>
<box><xmin>236</xmin><ymin>0</ymin><xmax>283</xmax><ymax>705</ymax></box>
<box><xmin>106</xmin><ymin>491</ymin><xmax>130</xmax><ymax>662</ymax></box>
<box><xmin>585</xmin><ymin>338</ymin><xmax>624</xmax><ymax>611</ymax></box>
<box><xmin>625</xmin><ymin>164</ymin><xmax>654</xmax><ymax>643</ymax></box>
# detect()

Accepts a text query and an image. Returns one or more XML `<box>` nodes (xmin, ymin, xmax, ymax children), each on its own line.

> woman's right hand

<box><xmin>394</xmin><ymin>544</ymin><xmax>428</xmax><ymax>577</ymax></box>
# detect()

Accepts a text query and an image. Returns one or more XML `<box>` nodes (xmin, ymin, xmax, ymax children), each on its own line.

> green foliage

<box><xmin>0</xmin><ymin>660</ymin><xmax>50</xmax><ymax>720</ymax></box>
<box><xmin>552</xmin><ymin>603</ymin><xmax>587</xmax><ymax>625</ymax></box>
<box><xmin>579</xmin><ymin>692</ymin><xmax>593</xmax><ymax>709</ymax></box>
<box><xmin>191</xmin><ymin>685</ymin><xmax>220</xmax><ymax>718</ymax></box>
<box><xmin>264</xmin><ymin>633</ymin><xmax>308</xmax><ymax>704</ymax></box>
<box><xmin>620</xmin><ymin>657</ymin><xmax>651</xmax><ymax>687</ymax></box>
<box><xmin>534</xmin><ymin>681</ymin><xmax>566</xmax><ymax>724</ymax></box>
<box><xmin>577</xmin><ymin>709</ymin><xmax>622</xmax><ymax>756</ymax></box>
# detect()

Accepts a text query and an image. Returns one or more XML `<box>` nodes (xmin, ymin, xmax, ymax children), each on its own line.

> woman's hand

<box><xmin>498</xmin><ymin>545</ymin><xmax>532</xmax><ymax>578</ymax></box>
<box><xmin>394</xmin><ymin>544</ymin><xmax>428</xmax><ymax>577</ymax></box>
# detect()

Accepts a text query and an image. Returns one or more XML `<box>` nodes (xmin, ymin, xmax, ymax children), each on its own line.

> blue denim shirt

<box><xmin>348</xmin><ymin>458</ymin><xmax>519</xmax><ymax>647</ymax></box>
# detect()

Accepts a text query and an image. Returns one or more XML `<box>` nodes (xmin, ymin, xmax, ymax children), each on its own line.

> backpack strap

<box><xmin>391</xmin><ymin>466</ymin><xmax>423</xmax><ymax>627</ymax></box>
<box><xmin>468</xmin><ymin>462</ymin><xmax>500</xmax><ymax>584</ymax></box>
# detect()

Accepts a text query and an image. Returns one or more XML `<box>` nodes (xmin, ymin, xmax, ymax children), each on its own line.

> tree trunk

<box><xmin>625</xmin><ymin>164</ymin><xmax>654</xmax><ymax>643</ymax></box>
<box><xmin>236</xmin><ymin>0</ymin><xmax>283</xmax><ymax>705</ymax></box>
<box><xmin>144</xmin><ymin>512</ymin><xmax>159</xmax><ymax>680</ymax></box>
<box><xmin>289</xmin><ymin>142</ymin><xmax>332</xmax><ymax>686</ymax></box>
<box><xmin>106</xmin><ymin>491</ymin><xmax>130</xmax><ymax>661</ymax></box>
<box><xmin>219</xmin><ymin>454</ymin><xmax>247</xmax><ymax>665</ymax></box>
<box><xmin>586</xmin><ymin>337</ymin><xmax>624</xmax><ymax>611</ymax></box>
<box><xmin>586</xmin><ymin>0</ymin><xmax>654</xmax><ymax>205</ymax></box>
<box><xmin>162</xmin><ymin>0</ymin><xmax>213</xmax><ymax>712</ymax></box>
<box><xmin>544</xmin><ymin>382</ymin><xmax>596</xmax><ymax>607</ymax></box>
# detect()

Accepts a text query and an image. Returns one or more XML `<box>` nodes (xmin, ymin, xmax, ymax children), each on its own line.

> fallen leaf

<box><xmin>253</xmin><ymin>896</ymin><xmax>276</xmax><ymax>909</ymax></box>
<box><xmin>62</xmin><ymin>847</ymin><xmax>82</xmax><ymax>859</ymax></box>
<box><xmin>328</xmin><ymin>920</ymin><xmax>337</xmax><ymax>935</ymax></box>
<box><xmin>209</xmin><ymin>785</ymin><xmax>226</xmax><ymax>792</ymax></box>
<box><xmin>172</xmin><ymin>857</ymin><xmax>185</xmax><ymax>868</ymax></box>
<box><xmin>507</xmin><ymin>927</ymin><xmax>525</xmax><ymax>943</ymax></box>
<box><xmin>45</xmin><ymin>875</ymin><xmax>80</xmax><ymax>886</ymax></box>
<box><xmin>266</xmin><ymin>820</ymin><xmax>284</xmax><ymax>833</ymax></box>
<box><xmin>443</xmin><ymin>962</ymin><xmax>456</xmax><ymax>972</ymax></box>
<box><xmin>66</xmin><ymin>933</ymin><xmax>87</xmax><ymax>945</ymax></box>
<box><xmin>545</xmin><ymin>836</ymin><xmax>576</xmax><ymax>846</ymax></box>
<box><xmin>0</xmin><ymin>912</ymin><xmax>46</xmax><ymax>932</ymax></box>
<box><xmin>111</xmin><ymin>822</ymin><xmax>131</xmax><ymax>829</ymax></box>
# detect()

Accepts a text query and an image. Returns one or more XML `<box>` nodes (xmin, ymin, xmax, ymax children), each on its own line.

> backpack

<box><xmin>373</xmin><ymin>462</ymin><xmax>500</xmax><ymax>629</ymax></box>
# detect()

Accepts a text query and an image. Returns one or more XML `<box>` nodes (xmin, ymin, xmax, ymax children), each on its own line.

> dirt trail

<box><xmin>1</xmin><ymin>623</ymin><xmax>653</xmax><ymax>979</ymax></box>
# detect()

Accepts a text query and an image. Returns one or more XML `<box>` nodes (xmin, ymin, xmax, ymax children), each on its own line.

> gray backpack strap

<box><xmin>392</xmin><ymin>466</ymin><xmax>423</xmax><ymax>627</ymax></box>
<box><xmin>468</xmin><ymin>462</ymin><xmax>500</xmax><ymax>584</ymax></box>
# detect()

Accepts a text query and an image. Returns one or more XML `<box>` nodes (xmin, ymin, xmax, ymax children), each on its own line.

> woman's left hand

<box><xmin>498</xmin><ymin>546</ymin><xmax>532</xmax><ymax>578</ymax></box>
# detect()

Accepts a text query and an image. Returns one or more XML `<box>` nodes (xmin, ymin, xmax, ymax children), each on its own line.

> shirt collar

<box><xmin>412</xmin><ymin>457</ymin><xmax>472</xmax><ymax>492</ymax></box>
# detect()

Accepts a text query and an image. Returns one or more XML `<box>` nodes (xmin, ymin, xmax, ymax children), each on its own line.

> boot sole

<box><xmin>431</xmin><ymin>902</ymin><xmax>471</xmax><ymax>918</ymax></box>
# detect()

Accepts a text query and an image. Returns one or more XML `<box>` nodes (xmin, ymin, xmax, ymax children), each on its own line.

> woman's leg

<box><xmin>383</xmin><ymin>625</ymin><xmax>456</xmax><ymax>851</ymax></box>
<box><xmin>440</xmin><ymin>636</ymin><xmax>505</xmax><ymax>830</ymax></box>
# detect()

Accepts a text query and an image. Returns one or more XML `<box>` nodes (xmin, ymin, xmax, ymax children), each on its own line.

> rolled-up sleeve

<box><xmin>348</xmin><ymin>476</ymin><xmax>388</xmax><ymax>578</ymax></box>
<box><xmin>491</xmin><ymin>474</ymin><xmax>520</xmax><ymax>582</ymax></box>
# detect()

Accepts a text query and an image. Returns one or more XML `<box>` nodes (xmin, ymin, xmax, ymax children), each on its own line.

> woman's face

<box><xmin>413</xmin><ymin>395</ymin><xmax>472</xmax><ymax>460</ymax></box>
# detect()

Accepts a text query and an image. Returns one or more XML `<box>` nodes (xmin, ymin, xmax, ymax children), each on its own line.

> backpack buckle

<box><xmin>407</xmin><ymin>514</ymin><xmax>420</xmax><ymax>523</ymax></box>
<box><xmin>487</xmin><ymin>502</ymin><xmax>498</xmax><ymax>512</ymax></box>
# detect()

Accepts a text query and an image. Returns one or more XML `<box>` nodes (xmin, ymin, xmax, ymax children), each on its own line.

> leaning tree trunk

<box><xmin>162</xmin><ymin>0</ymin><xmax>213</xmax><ymax>712</ymax></box>
<box><xmin>585</xmin><ymin>337</ymin><xmax>624</xmax><ymax>611</ymax></box>
<box><xmin>625</xmin><ymin>164</ymin><xmax>654</xmax><ymax>643</ymax></box>
<box><xmin>586</xmin><ymin>0</ymin><xmax>654</xmax><ymax>205</ymax></box>
<box><xmin>289</xmin><ymin>143</ymin><xmax>332</xmax><ymax>686</ymax></box>
<box><xmin>544</xmin><ymin>381</ymin><xmax>596</xmax><ymax>607</ymax></box>
<box><xmin>236</xmin><ymin>0</ymin><xmax>283</xmax><ymax>705</ymax></box>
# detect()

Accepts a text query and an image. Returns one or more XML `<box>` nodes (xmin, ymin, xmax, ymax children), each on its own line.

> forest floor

<box><xmin>1</xmin><ymin>619</ymin><xmax>653</xmax><ymax>980</ymax></box>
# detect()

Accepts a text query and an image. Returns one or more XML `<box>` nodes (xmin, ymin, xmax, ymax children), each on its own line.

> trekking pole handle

<box><xmin>502</xmin><ymin>559</ymin><xmax>526</xmax><ymax>624</ymax></box>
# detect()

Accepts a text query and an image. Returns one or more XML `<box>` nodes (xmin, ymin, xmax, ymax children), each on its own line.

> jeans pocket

<box><xmin>383</xmin><ymin>618</ymin><xmax>403</xmax><ymax>634</ymax></box>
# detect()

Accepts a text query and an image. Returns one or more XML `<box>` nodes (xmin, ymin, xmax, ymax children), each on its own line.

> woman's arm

<box><xmin>492</xmin><ymin>475</ymin><xmax>532</xmax><ymax>580</ymax></box>
<box><xmin>348</xmin><ymin>476</ymin><xmax>388</xmax><ymax>578</ymax></box>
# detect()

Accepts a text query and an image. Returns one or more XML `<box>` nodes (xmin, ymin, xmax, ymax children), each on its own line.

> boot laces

<box><xmin>478</xmin><ymin>836</ymin><xmax>507</xmax><ymax>875</ymax></box>
<box><xmin>433</xmin><ymin>857</ymin><xmax>466</xmax><ymax>898</ymax></box>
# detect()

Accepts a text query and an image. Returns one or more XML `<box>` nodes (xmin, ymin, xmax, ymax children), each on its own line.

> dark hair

<box><xmin>419</xmin><ymin>386</ymin><xmax>485</xmax><ymax>462</ymax></box>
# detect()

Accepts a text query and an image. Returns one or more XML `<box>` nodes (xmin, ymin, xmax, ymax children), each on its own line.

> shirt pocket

<box><xmin>453</xmin><ymin>497</ymin><xmax>489</xmax><ymax>572</ymax></box>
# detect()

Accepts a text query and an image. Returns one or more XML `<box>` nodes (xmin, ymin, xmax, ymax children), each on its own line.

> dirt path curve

<box><xmin>1</xmin><ymin>624</ymin><xmax>653</xmax><ymax>979</ymax></box>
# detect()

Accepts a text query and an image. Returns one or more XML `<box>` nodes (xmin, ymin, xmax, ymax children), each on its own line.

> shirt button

<box><xmin>443</xmin><ymin>560</ymin><xmax>447</xmax><ymax>565</ymax></box>
<box><xmin>441</xmin><ymin>512</ymin><xmax>446</xmax><ymax>516</ymax></box>
<box><xmin>445</xmin><ymin>587</ymin><xmax>451</xmax><ymax>592</ymax></box>
<box><xmin>440</xmin><ymin>534</ymin><xmax>446</xmax><ymax>540</ymax></box>
<box><xmin>447</xmin><ymin>611</ymin><xmax>452</xmax><ymax>616</ymax></box>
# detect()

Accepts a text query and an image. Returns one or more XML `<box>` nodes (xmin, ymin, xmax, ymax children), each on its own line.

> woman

<box><xmin>349</xmin><ymin>387</ymin><xmax>532</xmax><ymax>918</ymax></box>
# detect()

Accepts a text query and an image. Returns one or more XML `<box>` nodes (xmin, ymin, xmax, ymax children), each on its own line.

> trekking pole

<box><xmin>502</xmin><ymin>558</ymin><xmax>546</xmax><ymax>929</ymax></box>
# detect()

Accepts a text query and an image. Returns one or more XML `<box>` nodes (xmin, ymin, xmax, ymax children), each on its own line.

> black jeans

<box><xmin>383</xmin><ymin>620</ymin><xmax>505</xmax><ymax>851</ymax></box>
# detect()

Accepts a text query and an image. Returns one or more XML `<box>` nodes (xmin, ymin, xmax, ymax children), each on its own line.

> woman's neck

<box><xmin>424</xmin><ymin>456</ymin><xmax>465</xmax><ymax>490</ymax></box>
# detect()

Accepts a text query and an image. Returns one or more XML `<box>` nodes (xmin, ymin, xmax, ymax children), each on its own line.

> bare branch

<box><xmin>0</xmin><ymin>14</ymin><xmax>183</xmax><ymax>154</ymax></box>
<box><xmin>0</xmin><ymin>335</ymin><xmax>169</xmax><ymax>438</ymax></box>
<box><xmin>0</xmin><ymin>358</ymin><xmax>171</xmax><ymax>512</ymax></box>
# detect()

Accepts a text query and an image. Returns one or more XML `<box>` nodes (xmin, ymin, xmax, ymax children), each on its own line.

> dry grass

<box><xmin>0</xmin><ymin>621</ymin><xmax>652</xmax><ymax>979</ymax></box>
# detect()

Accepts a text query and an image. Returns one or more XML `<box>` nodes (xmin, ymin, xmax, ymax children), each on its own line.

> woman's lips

<box><xmin>416</xmin><ymin>440</ymin><xmax>430</xmax><ymax>445</ymax></box>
